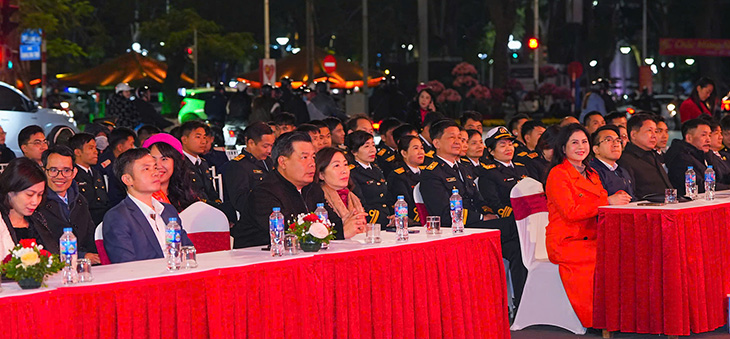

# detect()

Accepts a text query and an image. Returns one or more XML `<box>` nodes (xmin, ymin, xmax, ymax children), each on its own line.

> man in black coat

<box><xmin>233</xmin><ymin>132</ymin><xmax>323</xmax><ymax>248</ymax></box>
<box><xmin>204</xmin><ymin>83</ymin><xmax>228</xmax><ymax>126</ymax></box>
<box><xmin>37</xmin><ymin>146</ymin><xmax>99</xmax><ymax>263</ymax></box>
<box><xmin>69</xmin><ymin>133</ymin><xmax>109</xmax><ymax>225</ymax></box>
<box><xmin>0</xmin><ymin>124</ymin><xmax>16</xmax><ymax>163</ymax></box>
<box><xmin>96</xmin><ymin>127</ymin><xmax>137</xmax><ymax>208</ymax></box>
<box><xmin>589</xmin><ymin>125</ymin><xmax>635</xmax><ymax>200</ymax></box>
<box><xmin>617</xmin><ymin>114</ymin><xmax>672</xmax><ymax>199</ymax></box>
<box><xmin>135</xmin><ymin>86</ymin><xmax>173</xmax><ymax>130</ymax></box>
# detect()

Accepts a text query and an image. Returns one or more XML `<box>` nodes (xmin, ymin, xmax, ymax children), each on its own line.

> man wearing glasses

<box><xmin>18</xmin><ymin>125</ymin><xmax>48</xmax><ymax>166</ymax></box>
<box><xmin>589</xmin><ymin>125</ymin><xmax>635</xmax><ymax>201</ymax></box>
<box><xmin>36</xmin><ymin>146</ymin><xmax>100</xmax><ymax>263</ymax></box>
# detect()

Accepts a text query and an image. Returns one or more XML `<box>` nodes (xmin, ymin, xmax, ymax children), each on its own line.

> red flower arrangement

<box><xmin>451</xmin><ymin>62</ymin><xmax>478</xmax><ymax>76</ymax></box>
<box><xmin>437</xmin><ymin>89</ymin><xmax>463</xmax><ymax>103</ymax></box>
<box><xmin>466</xmin><ymin>85</ymin><xmax>492</xmax><ymax>100</ymax></box>
<box><xmin>1</xmin><ymin>238</ymin><xmax>64</xmax><ymax>287</ymax></box>
<box><xmin>551</xmin><ymin>86</ymin><xmax>574</xmax><ymax>101</ymax></box>
<box><xmin>426</xmin><ymin>80</ymin><xmax>445</xmax><ymax>94</ymax></box>
<box><xmin>453</xmin><ymin>75</ymin><xmax>478</xmax><ymax>88</ymax></box>
<box><xmin>540</xmin><ymin>65</ymin><xmax>558</xmax><ymax>78</ymax></box>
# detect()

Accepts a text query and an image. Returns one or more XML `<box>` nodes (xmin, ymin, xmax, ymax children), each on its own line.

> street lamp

<box><xmin>644</xmin><ymin>57</ymin><xmax>654</xmax><ymax>65</ymax></box>
<box><xmin>291</xmin><ymin>47</ymin><xmax>301</xmax><ymax>54</ymax></box>
<box><xmin>589</xmin><ymin>60</ymin><xmax>598</xmax><ymax>67</ymax></box>
<box><xmin>685</xmin><ymin>58</ymin><xmax>695</xmax><ymax>66</ymax></box>
<box><xmin>619</xmin><ymin>46</ymin><xmax>631</xmax><ymax>54</ymax></box>
<box><xmin>276</xmin><ymin>37</ymin><xmax>289</xmax><ymax>46</ymax></box>
<box><xmin>668</xmin><ymin>62</ymin><xmax>675</xmax><ymax>69</ymax></box>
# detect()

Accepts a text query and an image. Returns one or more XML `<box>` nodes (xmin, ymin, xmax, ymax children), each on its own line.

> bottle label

<box><xmin>450</xmin><ymin>200</ymin><xmax>462</xmax><ymax>211</ymax></box>
<box><xmin>166</xmin><ymin>229</ymin><xmax>181</xmax><ymax>243</ymax></box>
<box><xmin>705</xmin><ymin>173</ymin><xmax>715</xmax><ymax>182</ymax></box>
<box><xmin>395</xmin><ymin>205</ymin><xmax>408</xmax><ymax>217</ymax></box>
<box><xmin>61</xmin><ymin>239</ymin><xmax>77</xmax><ymax>256</ymax></box>
<box><xmin>270</xmin><ymin>217</ymin><xmax>284</xmax><ymax>232</ymax></box>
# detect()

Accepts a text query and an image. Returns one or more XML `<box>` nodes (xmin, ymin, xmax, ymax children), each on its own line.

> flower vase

<box><xmin>299</xmin><ymin>238</ymin><xmax>321</xmax><ymax>252</ymax></box>
<box><xmin>17</xmin><ymin>277</ymin><xmax>42</xmax><ymax>289</ymax></box>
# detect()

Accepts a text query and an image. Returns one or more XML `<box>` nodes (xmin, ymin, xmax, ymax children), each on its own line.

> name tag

<box><xmin>446</xmin><ymin>177</ymin><xmax>457</xmax><ymax>183</ymax></box>
<box><xmin>366</xmin><ymin>180</ymin><xmax>375</xmax><ymax>185</ymax></box>
<box><xmin>253</xmin><ymin>169</ymin><xmax>263</xmax><ymax>174</ymax></box>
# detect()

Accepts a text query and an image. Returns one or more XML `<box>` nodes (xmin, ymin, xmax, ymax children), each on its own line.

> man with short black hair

<box><xmin>18</xmin><ymin>125</ymin><xmax>48</xmax><ymax>165</ymax></box>
<box><xmin>323</xmin><ymin>117</ymin><xmax>345</xmax><ymax>148</ymax></box>
<box><xmin>310</xmin><ymin>120</ymin><xmax>332</xmax><ymax>148</ymax></box>
<box><xmin>376</xmin><ymin>117</ymin><xmax>402</xmax><ymax>174</ymax></box>
<box><xmin>719</xmin><ymin>115</ymin><xmax>730</xmax><ymax>159</ymax></box>
<box><xmin>223</xmin><ymin>122</ymin><xmax>275</xmax><ymax>218</ymax></box>
<box><xmin>98</xmin><ymin>127</ymin><xmax>137</xmax><ymax>207</ymax></box>
<box><xmin>420</xmin><ymin>111</ymin><xmax>446</xmax><ymax>158</ymax></box>
<box><xmin>271</xmin><ymin>112</ymin><xmax>297</xmax><ymax>138</ymax></box>
<box><xmin>461</xmin><ymin>111</ymin><xmax>483</xmax><ymax>134</ymax></box>
<box><xmin>618</xmin><ymin>114</ymin><xmax>672</xmax><ymax>199</ymax></box>
<box><xmin>179</xmin><ymin>121</ymin><xmax>219</xmax><ymax>204</ymax></box>
<box><xmin>605</xmin><ymin>111</ymin><xmax>628</xmax><ymax>128</ymax></box>
<box><xmin>37</xmin><ymin>146</ymin><xmax>99</xmax><ymax>263</ymax></box>
<box><xmin>103</xmin><ymin>148</ymin><xmax>193</xmax><ymax>263</ymax></box>
<box><xmin>583</xmin><ymin>111</ymin><xmax>606</xmax><ymax>135</ymax></box>
<box><xmin>655</xmin><ymin>117</ymin><xmax>670</xmax><ymax>154</ymax></box>
<box><xmin>69</xmin><ymin>133</ymin><xmax>109</xmax><ymax>225</ymax></box>
<box><xmin>507</xmin><ymin>114</ymin><xmax>529</xmax><ymax>147</ymax></box>
<box><xmin>589</xmin><ymin>125</ymin><xmax>635</xmax><ymax>200</ymax></box>
<box><xmin>345</xmin><ymin>114</ymin><xmax>374</xmax><ymax>135</ymax></box>
<box><xmin>233</xmin><ymin>132</ymin><xmax>324</xmax><ymax>248</ymax></box>
<box><xmin>514</xmin><ymin>120</ymin><xmax>545</xmax><ymax>167</ymax></box>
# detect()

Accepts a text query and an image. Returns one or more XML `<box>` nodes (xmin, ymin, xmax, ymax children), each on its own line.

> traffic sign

<box><xmin>567</xmin><ymin>61</ymin><xmax>583</xmax><ymax>80</ymax></box>
<box><xmin>20</xmin><ymin>29</ymin><xmax>42</xmax><ymax>46</ymax></box>
<box><xmin>323</xmin><ymin>55</ymin><xmax>337</xmax><ymax>74</ymax></box>
<box><xmin>20</xmin><ymin>44</ymin><xmax>40</xmax><ymax>61</ymax></box>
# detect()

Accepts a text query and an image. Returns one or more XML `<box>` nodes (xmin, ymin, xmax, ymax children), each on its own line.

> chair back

<box><xmin>509</xmin><ymin>177</ymin><xmax>549</xmax><ymax>269</ymax></box>
<box><xmin>225</xmin><ymin>149</ymin><xmax>239</xmax><ymax>160</ymax></box>
<box><xmin>179</xmin><ymin>201</ymin><xmax>230</xmax><ymax>253</ymax></box>
<box><xmin>413</xmin><ymin>183</ymin><xmax>429</xmax><ymax>221</ymax></box>
<box><xmin>94</xmin><ymin>223</ymin><xmax>112</xmax><ymax>265</ymax></box>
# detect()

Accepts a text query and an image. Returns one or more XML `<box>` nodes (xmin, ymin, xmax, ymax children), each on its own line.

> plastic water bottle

<box><xmin>314</xmin><ymin>203</ymin><xmax>330</xmax><ymax>249</ymax></box>
<box><xmin>450</xmin><ymin>189</ymin><xmax>464</xmax><ymax>233</ymax></box>
<box><xmin>269</xmin><ymin>207</ymin><xmax>285</xmax><ymax>256</ymax></box>
<box><xmin>165</xmin><ymin>218</ymin><xmax>182</xmax><ymax>270</ymax></box>
<box><xmin>685</xmin><ymin>166</ymin><xmax>697</xmax><ymax>199</ymax></box>
<box><xmin>705</xmin><ymin>165</ymin><xmax>716</xmax><ymax>201</ymax></box>
<box><xmin>60</xmin><ymin>228</ymin><xmax>79</xmax><ymax>284</ymax></box>
<box><xmin>394</xmin><ymin>195</ymin><xmax>409</xmax><ymax>241</ymax></box>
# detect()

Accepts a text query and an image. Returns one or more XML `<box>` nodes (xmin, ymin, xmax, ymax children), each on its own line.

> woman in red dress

<box><xmin>679</xmin><ymin>77</ymin><xmax>715</xmax><ymax>122</ymax></box>
<box><xmin>544</xmin><ymin>123</ymin><xmax>631</xmax><ymax>327</ymax></box>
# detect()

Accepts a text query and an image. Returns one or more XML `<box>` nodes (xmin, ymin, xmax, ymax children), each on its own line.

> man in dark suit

<box><xmin>103</xmin><ymin>148</ymin><xmax>193</xmax><ymax>263</ymax></box>
<box><xmin>589</xmin><ymin>125</ymin><xmax>635</xmax><ymax>200</ymax></box>
<box><xmin>96</xmin><ymin>127</ymin><xmax>137</xmax><ymax>207</ymax></box>
<box><xmin>69</xmin><ymin>133</ymin><xmax>109</xmax><ymax>225</ymax></box>
<box><xmin>37</xmin><ymin>146</ymin><xmax>99</xmax><ymax>263</ymax></box>
<box><xmin>617</xmin><ymin>114</ymin><xmax>673</xmax><ymax>199</ymax></box>
<box><xmin>233</xmin><ymin>132</ymin><xmax>324</xmax><ymax>248</ymax></box>
<box><xmin>223</xmin><ymin>122</ymin><xmax>275</xmax><ymax>220</ymax></box>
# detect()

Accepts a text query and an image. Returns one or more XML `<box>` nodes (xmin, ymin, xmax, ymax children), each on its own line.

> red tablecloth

<box><xmin>593</xmin><ymin>202</ymin><xmax>730</xmax><ymax>335</ymax></box>
<box><xmin>0</xmin><ymin>231</ymin><xmax>509</xmax><ymax>338</ymax></box>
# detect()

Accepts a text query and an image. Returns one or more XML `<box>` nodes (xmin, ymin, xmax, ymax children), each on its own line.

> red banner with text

<box><xmin>660</xmin><ymin>38</ymin><xmax>730</xmax><ymax>57</ymax></box>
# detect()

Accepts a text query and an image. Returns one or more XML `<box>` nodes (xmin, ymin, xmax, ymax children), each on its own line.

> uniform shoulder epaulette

<box><xmin>481</xmin><ymin>163</ymin><xmax>496</xmax><ymax>170</ymax></box>
<box><xmin>386</xmin><ymin>155</ymin><xmax>395</xmax><ymax>162</ymax></box>
<box><xmin>348</xmin><ymin>164</ymin><xmax>356</xmax><ymax>170</ymax></box>
<box><xmin>233</xmin><ymin>153</ymin><xmax>246</xmax><ymax>161</ymax></box>
<box><xmin>425</xmin><ymin>150</ymin><xmax>435</xmax><ymax>158</ymax></box>
<box><xmin>418</xmin><ymin>165</ymin><xmax>426</xmax><ymax>170</ymax></box>
<box><xmin>513</xmin><ymin>142</ymin><xmax>520</xmax><ymax>148</ymax></box>
<box><xmin>460</xmin><ymin>157</ymin><xmax>470</xmax><ymax>163</ymax></box>
<box><xmin>527</xmin><ymin>152</ymin><xmax>538</xmax><ymax>159</ymax></box>
<box><xmin>394</xmin><ymin>167</ymin><xmax>405</xmax><ymax>174</ymax></box>
<box><xmin>377</xmin><ymin>148</ymin><xmax>386</xmax><ymax>156</ymax></box>
<box><xmin>426</xmin><ymin>162</ymin><xmax>438</xmax><ymax>170</ymax></box>
<box><xmin>517</xmin><ymin>151</ymin><xmax>528</xmax><ymax>157</ymax></box>
<box><xmin>514</xmin><ymin>162</ymin><xmax>525</xmax><ymax>167</ymax></box>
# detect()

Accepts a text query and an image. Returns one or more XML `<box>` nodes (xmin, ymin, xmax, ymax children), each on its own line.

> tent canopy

<box><xmin>238</xmin><ymin>48</ymin><xmax>383</xmax><ymax>89</ymax></box>
<box><xmin>57</xmin><ymin>52</ymin><xmax>194</xmax><ymax>88</ymax></box>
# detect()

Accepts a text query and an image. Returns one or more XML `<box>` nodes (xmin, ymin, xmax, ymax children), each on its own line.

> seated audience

<box><xmin>559</xmin><ymin>116</ymin><xmax>580</xmax><ymax>127</ymax></box>
<box><xmin>36</xmin><ymin>146</ymin><xmax>99</xmax><ymax>262</ymax></box>
<box><xmin>346</xmin><ymin>131</ymin><xmax>390</xmax><ymax>226</ymax></box>
<box><xmin>464</xmin><ymin>130</ymin><xmax>485</xmax><ymax>167</ymax></box>
<box><xmin>345</xmin><ymin>114</ymin><xmax>375</xmax><ymax>135</ymax></box>
<box><xmin>545</xmin><ymin>123</ymin><xmax>630</xmax><ymax>328</ymax></box>
<box><xmin>478</xmin><ymin>126</ymin><xmax>530</xmax><ymax>218</ymax></box>
<box><xmin>720</xmin><ymin>115</ymin><xmax>730</xmax><ymax>158</ymax></box>
<box><xmin>704</xmin><ymin>117</ymin><xmax>730</xmax><ymax>183</ymax></box>
<box><xmin>102</xmin><ymin>148</ymin><xmax>193</xmax><ymax>263</ymax></box>
<box><xmin>137</xmin><ymin>125</ymin><xmax>161</xmax><ymax>145</ymax></box>
<box><xmin>323</xmin><ymin>117</ymin><xmax>346</xmax><ymax>150</ymax></box>
<box><xmin>679</xmin><ymin>77</ymin><xmax>714</xmax><ymax>122</ymax></box>
<box><xmin>514</xmin><ymin>120</ymin><xmax>545</xmax><ymax>166</ymax></box>
<box><xmin>0</xmin><ymin>158</ymin><xmax>49</xmax><ymax>251</ymax></box>
<box><xmin>461</xmin><ymin>110</ymin><xmax>484</xmax><ymax>134</ymax></box>
<box><xmin>387</xmin><ymin>136</ymin><xmax>425</xmax><ymax>223</ymax></box>
<box><xmin>310</xmin><ymin>120</ymin><xmax>333</xmax><ymax>148</ymax></box>
<box><xmin>375</xmin><ymin>118</ymin><xmax>402</xmax><ymax>175</ymax></box>
<box><xmin>420</xmin><ymin>119</ymin><xmax>526</xmax><ymax>305</ymax></box>
<box><xmin>0</xmin><ymin>124</ymin><xmax>16</xmax><ymax>163</ymax></box>
<box><xmin>655</xmin><ymin>117</ymin><xmax>670</xmax><ymax>155</ymax></box>
<box><xmin>315</xmin><ymin>147</ymin><xmax>368</xmax><ymax>239</ymax></box>
<box><xmin>392</xmin><ymin>123</ymin><xmax>419</xmax><ymax>142</ymax></box>
<box><xmin>18</xmin><ymin>125</ymin><xmax>49</xmax><ymax>166</ymax></box>
<box><xmin>583</xmin><ymin>111</ymin><xmax>606</xmax><ymax>135</ymax></box>
<box><xmin>617</xmin><ymin>125</ymin><xmax>629</xmax><ymax>149</ymax></box>
<box><xmin>507</xmin><ymin>114</ymin><xmax>530</xmax><ymax>150</ymax></box>
<box><xmin>223</xmin><ymin>122</ymin><xmax>275</xmax><ymax>218</ymax></box>
<box><xmin>145</xmin><ymin>134</ymin><xmax>201</xmax><ymax>212</ymax></box>
<box><xmin>69</xmin><ymin>133</ymin><xmax>109</xmax><ymax>225</ymax></box>
<box><xmin>296</xmin><ymin>124</ymin><xmax>323</xmax><ymax>152</ymax></box>
<box><xmin>98</xmin><ymin>127</ymin><xmax>137</xmax><ymax>207</ymax></box>
<box><xmin>271</xmin><ymin>112</ymin><xmax>297</xmax><ymax>138</ymax></box>
<box><xmin>617</xmin><ymin>114</ymin><xmax>672</xmax><ymax>199</ymax></box>
<box><xmin>419</xmin><ymin>112</ymin><xmax>446</xmax><ymax>158</ymax></box>
<box><xmin>201</xmin><ymin>126</ymin><xmax>230</xmax><ymax>170</ymax></box>
<box><xmin>530</xmin><ymin>125</ymin><xmax>560</xmax><ymax>183</ymax></box>
<box><xmin>179</xmin><ymin>121</ymin><xmax>220</xmax><ymax>204</ymax></box>
<box><xmin>589</xmin><ymin>125</ymin><xmax>635</xmax><ymax>200</ymax></box>
<box><xmin>605</xmin><ymin>111</ymin><xmax>627</xmax><ymax>128</ymax></box>
<box><xmin>406</xmin><ymin>87</ymin><xmax>436</xmax><ymax>128</ymax></box>
<box><xmin>233</xmin><ymin>132</ymin><xmax>324</xmax><ymax>248</ymax></box>
<box><xmin>665</xmin><ymin>118</ymin><xmax>729</xmax><ymax>195</ymax></box>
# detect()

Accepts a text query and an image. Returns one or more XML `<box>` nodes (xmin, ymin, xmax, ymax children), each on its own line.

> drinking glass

<box><xmin>427</xmin><ymin>216</ymin><xmax>441</xmax><ymax>234</ymax></box>
<box><xmin>365</xmin><ymin>223</ymin><xmax>381</xmax><ymax>243</ymax></box>
<box><xmin>181</xmin><ymin>246</ymin><xmax>198</xmax><ymax>268</ymax></box>
<box><xmin>76</xmin><ymin>258</ymin><xmax>93</xmax><ymax>282</ymax></box>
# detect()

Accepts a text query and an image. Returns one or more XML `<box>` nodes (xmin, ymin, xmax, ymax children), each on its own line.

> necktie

<box><xmin>263</xmin><ymin>160</ymin><xmax>269</xmax><ymax>172</ymax></box>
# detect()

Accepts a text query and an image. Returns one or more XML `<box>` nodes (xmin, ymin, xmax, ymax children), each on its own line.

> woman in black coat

<box><xmin>0</xmin><ymin>158</ymin><xmax>51</xmax><ymax>253</ymax></box>
<box><xmin>346</xmin><ymin>131</ymin><xmax>391</xmax><ymax>227</ymax></box>
<box><xmin>386</xmin><ymin>136</ymin><xmax>425</xmax><ymax>224</ymax></box>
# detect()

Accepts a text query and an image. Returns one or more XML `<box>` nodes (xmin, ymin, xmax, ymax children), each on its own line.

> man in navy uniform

<box><xmin>69</xmin><ymin>133</ymin><xmax>109</xmax><ymax>225</ymax></box>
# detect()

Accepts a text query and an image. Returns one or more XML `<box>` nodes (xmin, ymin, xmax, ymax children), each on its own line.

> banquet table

<box><xmin>593</xmin><ymin>194</ymin><xmax>730</xmax><ymax>336</ymax></box>
<box><xmin>0</xmin><ymin>228</ymin><xmax>509</xmax><ymax>339</ymax></box>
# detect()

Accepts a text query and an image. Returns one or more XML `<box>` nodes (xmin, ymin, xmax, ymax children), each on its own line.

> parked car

<box><xmin>177</xmin><ymin>87</ymin><xmax>236</xmax><ymax>124</ymax></box>
<box><xmin>616</xmin><ymin>94</ymin><xmax>684</xmax><ymax>130</ymax></box>
<box><xmin>0</xmin><ymin>81</ymin><xmax>78</xmax><ymax>155</ymax></box>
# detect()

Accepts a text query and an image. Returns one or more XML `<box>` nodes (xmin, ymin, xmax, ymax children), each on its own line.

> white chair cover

<box><xmin>179</xmin><ymin>201</ymin><xmax>229</xmax><ymax>233</ymax></box>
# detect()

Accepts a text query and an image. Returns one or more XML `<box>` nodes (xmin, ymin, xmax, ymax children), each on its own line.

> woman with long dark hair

<box><xmin>679</xmin><ymin>77</ymin><xmax>715</xmax><ymax>122</ymax></box>
<box><xmin>531</xmin><ymin>125</ymin><xmax>560</xmax><ymax>183</ymax></box>
<box><xmin>406</xmin><ymin>87</ymin><xmax>437</xmax><ymax>129</ymax></box>
<box><xmin>148</xmin><ymin>141</ymin><xmax>201</xmax><ymax>212</ymax></box>
<box><xmin>315</xmin><ymin>147</ymin><xmax>368</xmax><ymax>239</ymax></box>
<box><xmin>544</xmin><ymin>123</ymin><xmax>630</xmax><ymax>327</ymax></box>
<box><xmin>0</xmin><ymin>158</ymin><xmax>51</xmax><ymax>252</ymax></box>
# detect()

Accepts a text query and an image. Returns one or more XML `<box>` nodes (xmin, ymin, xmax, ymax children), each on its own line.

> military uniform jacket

<box><xmin>185</xmin><ymin>157</ymin><xmax>220</xmax><ymax>204</ymax></box>
<box><xmin>75</xmin><ymin>165</ymin><xmax>109</xmax><ymax>225</ymax></box>
<box><xmin>709</xmin><ymin>148</ymin><xmax>730</xmax><ymax>185</ymax></box>
<box><xmin>376</xmin><ymin>143</ymin><xmax>398</xmax><ymax>176</ymax></box>
<box><xmin>386</xmin><ymin>163</ymin><xmax>424</xmax><ymax>223</ymax></box>
<box><xmin>349</xmin><ymin>162</ymin><xmax>390</xmax><ymax>226</ymax></box>
<box><xmin>222</xmin><ymin>150</ymin><xmax>273</xmax><ymax>215</ymax></box>
<box><xmin>477</xmin><ymin>160</ymin><xmax>529</xmax><ymax>218</ymax></box>
<box><xmin>514</xmin><ymin>147</ymin><xmax>540</xmax><ymax>175</ymax></box>
<box><xmin>420</xmin><ymin>155</ymin><xmax>489</xmax><ymax>227</ymax></box>
<box><xmin>420</xmin><ymin>135</ymin><xmax>436</xmax><ymax>163</ymax></box>
<box><xmin>459</xmin><ymin>157</ymin><xmax>482</xmax><ymax>180</ymax></box>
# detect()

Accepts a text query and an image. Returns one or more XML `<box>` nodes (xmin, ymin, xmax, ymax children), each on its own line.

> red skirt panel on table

<box><xmin>545</xmin><ymin>160</ymin><xmax>608</xmax><ymax>327</ymax></box>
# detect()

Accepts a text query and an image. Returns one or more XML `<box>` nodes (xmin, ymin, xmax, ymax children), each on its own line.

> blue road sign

<box><xmin>20</xmin><ymin>45</ymin><xmax>41</xmax><ymax>61</ymax></box>
<box><xmin>20</xmin><ymin>29</ymin><xmax>42</xmax><ymax>46</ymax></box>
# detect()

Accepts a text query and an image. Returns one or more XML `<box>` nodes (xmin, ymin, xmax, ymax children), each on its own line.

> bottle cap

<box><xmin>273</xmin><ymin>207</ymin><xmax>281</xmax><ymax>212</ymax></box>
<box><xmin>452</xmin><ymin>189</ymin><xmax>459</xmax><ymax>194</ymax></box>
<box><xmin>688</xmin><ymin>166</ymin><xmax>693</xmax><ymax>170</ymax></box>
<box><xmin>168</xmin><ymin>217</ymin><xmax>177</xmax><ymax>222</ymax></box>
<box><xmin>708</xmin><ymin>165</ymin><xmax>713</xmax><ymax>169</ymax></box>
<box><xmin>63</xmin><ymin>228</ymin><xmax>72</xmax><ymax>233</ymax></box>
<box><xmin>397</xmin><ymin>195</ymin><xmax>404</xmax><ymax>200</ymax></box>
<box><xmin>317</xmin><ymin>203</ymin><xmax>324</xmax><ymax>208</ymax></box>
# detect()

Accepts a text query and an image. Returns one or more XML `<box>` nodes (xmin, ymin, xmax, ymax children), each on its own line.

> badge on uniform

<box><xmin>253</xmin><ymin>169</ymin><xmax>263</xmax><ymax>174</ymax></box>
<box><xmin>366</xmin><ymin>180</ymin><xmax>375</xmax><ymax>185</ymax></box>
<box><xmin>446</xmin><ymin>177</ymin><xmax>457</xmax><ymax>182</ymax></box>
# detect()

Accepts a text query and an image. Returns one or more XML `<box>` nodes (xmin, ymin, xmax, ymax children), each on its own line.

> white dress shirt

<box><xmin>127</xmin><ymin>194</ymin><xmax>168</xmax><ymax>252</ymax></box>
<box><xmin>183</xmin><ymin>150</ymin><xmax>202</xmax><ymax>166</ymax></box>
<box><xmin>356</xmin><ymin>160</ymin><xmax>372</xmax><ymax>170</ymax></box>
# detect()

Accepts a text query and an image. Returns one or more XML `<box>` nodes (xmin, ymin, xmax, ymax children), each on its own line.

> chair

<box><xmin>225</xmin><ymin>149</ymin><xmax>239</xmax><ymax>160</ymax></box>
<box><xmin>0</xmin><ymin>163</ymin><xmax>8</xmax><ymax>173</ymax></box>
<box><xmin>209</xmin><ymin>166</ymin><xmax>225</xmax><ymax>202</ymax></box>
<box><xmin>179</xmin><ymin>201</ymin><xmax>231</xmax><ymax>253</ymax></box>
<box><xmin>94</xmin><ymin>223</ymin><xmax>112</xmax><ymax>265</ymax></box>
<box><xmin>413</xmin><ymin>183</ymin><xmax>429</xmax><ymax>221</ymax></box>
<box><xmin>509</xmin><ymin>177</ymin><xmax>586</xmax><ymax>334</ymax></box>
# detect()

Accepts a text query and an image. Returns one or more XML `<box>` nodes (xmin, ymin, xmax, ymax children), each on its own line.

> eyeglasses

<box><xmin>598</xmin><ymin>137</ymin><xmax>622</xmax><ymax>145</ymax></box>
<box><xmin>45</xmin><ymin>167</ymin><xmax>74</xmax><ymax>177</ymax></box>
<box><xmin>27</xmin><ymin>139</ymin><xmax>49</xmax><ymax>147</ymax></box>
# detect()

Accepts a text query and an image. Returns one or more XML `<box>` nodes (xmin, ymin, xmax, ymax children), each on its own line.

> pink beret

<box><xmin>142</xmin><ymin>133</ymin><xmax>183</xmax><ymax>155</ymax></box>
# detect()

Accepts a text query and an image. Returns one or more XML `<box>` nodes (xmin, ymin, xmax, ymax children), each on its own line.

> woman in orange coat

<box><xmin>544</xmin><ymin>123</ymin><xmax>631</xmax><ymax>327</ymax></box>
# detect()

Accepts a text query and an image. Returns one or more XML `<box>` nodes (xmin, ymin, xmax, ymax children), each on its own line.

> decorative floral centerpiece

<box><xmin>286</xmin><ymin>213</ymin><xmax>336</xmax><ymax>252</ymax></box>
<box><xmin>1</xmin><ymin>239</ymin><xmax>64</xmax><ymax>289</ymax></box>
